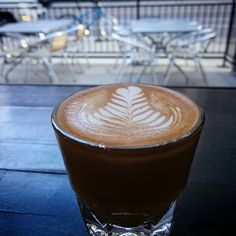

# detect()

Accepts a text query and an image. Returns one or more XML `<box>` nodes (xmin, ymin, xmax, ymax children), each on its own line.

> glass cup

<box><xmin>51</xmin><ymin>85</ymin><xmax>204</xmax><ymax>236</ymax></box>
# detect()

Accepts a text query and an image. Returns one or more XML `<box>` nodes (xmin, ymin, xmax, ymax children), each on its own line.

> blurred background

<box><xmin>0</xmin><ymin>0</ymin><xmax>235</xmax><ymax>87</ymax></box>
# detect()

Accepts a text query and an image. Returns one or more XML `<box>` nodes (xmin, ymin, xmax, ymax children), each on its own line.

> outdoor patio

<box><xmin>0</xmin><ymin>0</ymin><xmax>236</xmax><ymax>88</ymax></box>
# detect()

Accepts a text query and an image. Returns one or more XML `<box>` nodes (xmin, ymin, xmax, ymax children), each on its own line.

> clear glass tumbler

<box><xmin>52</xmin><ymin>84</ymin><xmax>204</xmax><ymax>236</ymax></box>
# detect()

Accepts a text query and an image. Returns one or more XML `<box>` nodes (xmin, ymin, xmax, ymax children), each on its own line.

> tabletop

<box><xmin>0</xmin><ymin>19</ymin><xmax>72</xmax><ymax>35</ymax></box>
<box><xmin>131</xmin><ymin>18</ymin><xmax>199</xmax><ymax>34</ymax></box>
<box><xmin>0</xmin><ymin>84</ymin><xmax>235</xmax><ymax>236</ymax></box>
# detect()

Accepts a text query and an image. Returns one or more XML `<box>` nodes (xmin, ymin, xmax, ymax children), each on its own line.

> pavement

<box><xmin>0</xmin><ymin>58</ymin><xmax>235</xmax><ymax>87</ymax></box>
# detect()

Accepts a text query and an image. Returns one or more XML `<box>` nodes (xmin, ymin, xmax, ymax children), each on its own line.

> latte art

<box><xmin>79</xmin><ymin>86</ymin><xmax>181</xmax><ymax>139</ymax></box>
<box><xmin>56</xmin><ymin>84</ymin><xmax>201</xmax><ymax>147</ymax></box>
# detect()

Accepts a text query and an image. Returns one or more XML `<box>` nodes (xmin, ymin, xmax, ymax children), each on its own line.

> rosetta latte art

<box><xmin>78</xmin><ymin>86</ymin><xmax>181</xmax><ymax>140</ymax></box>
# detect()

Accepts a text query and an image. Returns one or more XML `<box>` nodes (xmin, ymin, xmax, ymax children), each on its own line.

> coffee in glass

<box><xmin>52</xmin><ymin>84</ymin><xmax>204</xmax><ymax>236</ymax></box>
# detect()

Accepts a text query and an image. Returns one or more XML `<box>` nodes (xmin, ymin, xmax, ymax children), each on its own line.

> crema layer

<box><xmin>56</xmin><ymin>84</ymin><xmax>201</xmax><ymax>147</ymax></box>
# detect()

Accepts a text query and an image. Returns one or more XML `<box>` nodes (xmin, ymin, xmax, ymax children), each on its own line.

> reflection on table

<box><xmin>0</xmin><ymin>19</ymin><xmax>73</xmax><ymax>35</ymax></box>
<box><xmin>130</xmin><ymin>18</ymin><xmax>200</xmax><ymax>34</ymax></box>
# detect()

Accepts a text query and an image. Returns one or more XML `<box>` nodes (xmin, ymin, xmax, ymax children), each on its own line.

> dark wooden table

<box><xmin>0</xmin><ymin>84</ymin><xmax>235</xmax><ymax>236</ymax></box>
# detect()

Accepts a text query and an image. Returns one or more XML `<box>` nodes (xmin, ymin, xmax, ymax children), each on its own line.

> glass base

<box><xmin>78</xmin><ymin>199</ymin><xmax>177</xmax><ymax>236</ymax></box>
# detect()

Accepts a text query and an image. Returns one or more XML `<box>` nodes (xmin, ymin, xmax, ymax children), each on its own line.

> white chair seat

<box><xmin>111</xmin><ymin>32</ymin><xmax>158</xmax><ymax>84</ymax></box>
<box><xmin>164</xmin><ymin>28</ymin><xmax>216</xmax><ymax>86</ymax></box>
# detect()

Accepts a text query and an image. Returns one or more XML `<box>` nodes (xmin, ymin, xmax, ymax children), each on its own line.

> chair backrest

<box><xmin>99</xmin><ymin>16</ymin><xmax>118</xmax><ymax>39</ymax></box>
<box><xmin>76</xmin><ymin>25</ymin><xmax>89</xmax><ymax>40</ymax></box>
<box><xmin>66</xmin><ymin>24</ymin><xmax>89</xmax><ymax>41</ymax></box>
<box><xmin>167</xmin><ymin>28</ymin><xmax>216</xmax><ymax>53</ymax></box>
<box><xmin>0</xmin><ymin>32</ymin><xmax>28</xmax><ymax>57</ymax></box>
<box><xmin>21</xmin><ymin>31</ymin><xmax>69</xmax><ymax>57</ymax></box>
<box><xmin>112</xmin><ymin>24</ymin><xmax>131</xmax><ymax>36</ymax></box>
<box><xmin>1</xmin><ymin>31</ymin><xmax>68</xmax><ymax>60</ymax></box>
<box><xmin>50</xmin><ymin>32</ymin><xmax>68</xmax><ymax>52</ymax></box>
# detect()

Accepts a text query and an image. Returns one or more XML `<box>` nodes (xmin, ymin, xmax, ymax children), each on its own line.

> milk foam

<box><xmin>56</xmin><ymin>84</ymin><xmax>201</xmax><ymax>147</ymax></box>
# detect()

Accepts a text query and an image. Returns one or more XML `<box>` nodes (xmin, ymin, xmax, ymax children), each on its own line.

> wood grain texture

<box><xmin>0</xmin><ymin>170</ymin><xmax>6</xmax><ymax>181</ymax></box>
<box><xmin>0</xmin><ymin>84</ymin><xmax>91</xmax><ymax>107</ymax></box>
<box><xmin>0</xmin><ymin>142</ymin><xmax>64</xmax><ymax>172</ymax></box>
<box><xmin>0</xmin><ymin>213</ymin><xmax>87</xmax><ymax>236</ymax></box>
<box><xmin>0</xmin><ymin>171</ymin><xmax>78</xmax><ymax>216</ymax></box>
<box><xmin>0</xmin><ymin>107</ymin><xmax>55</xmax><ymax>144</ymax></box>
<box><xmin>171</xmin><ymin>183</ymin><xmax>236</xmax><ymax>236</ymax></box>
<box><xmin>0</xmin><ymin>84</ymin><xmax>236</xmax><ymax>236</ymax></box>
<box><xmin>0</xmin><ymin>170</ymin><xmax>88</xmax><ymax>236</ymax></box>
<box><xmin>0</xmin><ymin>171</ymin><xmax>235</xmax><ymax>236</ymax></box>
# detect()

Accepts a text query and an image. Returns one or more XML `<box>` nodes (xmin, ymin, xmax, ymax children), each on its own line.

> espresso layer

<box><xmin>56</xmin><ymin>84</ymin><xmax>201</xmax><ymax>147</ymax></box>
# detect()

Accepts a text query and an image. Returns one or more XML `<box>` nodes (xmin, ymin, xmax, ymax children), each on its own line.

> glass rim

<box><xmin>51</xmin><ymin>85</ymin><xmax>205</xmax><ymax>150</ymax></box>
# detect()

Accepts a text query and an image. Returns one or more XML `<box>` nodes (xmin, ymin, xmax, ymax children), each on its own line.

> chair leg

<box><xmin>76</xmin><ymin>60</ymin><xmax>84</xmax><ymax>74</ymax></box>
<box><xmin>81</xmin><ymin>47</ymin><xmax>90</xmax><ymax>68</ymax></box>
<box><xmin>5</xmin><ymin>58</ymin><xmax>24</xmax><ymax>83</ymax></box>
<box><xmin>80</xmin><ymin>39</ymin><xmax>90</xmax><ymax>68</ymax></box>
<box><xmin>1</xmin><ymin>58</ymin><xmax>6</xmax><ymax>81</ymax></box>
<box><xmin>136</xmin><ymin>64</ymin><xmax>148</xmax><ymax>83</ymax></box>
<box><xmin>63</xmin><ymin>52</ymin><xmax>82</xmax><ymax>82</ymax></box>
<box><xmin>173</xmin><ymin>61</ymin><xmax>190</xmax><ymax>86</ymax></box>
<box><xmin>129</xmin><ymin>63</ymin><xmax>135</xmax><ymax>83</ymax></box>
<box><xmin>115</xmin><ymin>58</ymin><xmax>130</xmax><ymax>83</ymax></box>
<box><xmin>197</xmin><ymin>60</ymin><xmax>208</xmax><ymax>86</ymax></box>
<box><xmin>164</xmin><ymin>60</ymin><xmax>174</xmax><ymax>85</ymax></box>
<box><xmin>42</xmin><ymin>58</ymin><xmax>58</xmax><ymax>84</ymax></box>
<box><xmin>150</xmin><ymin>63</ymin><xmax>159</xmax><ymax>85</ymax></box>
<box><xmin>113</xmin><ymin>45</ymin><xmax>123</xmax><ymax>70</ymax></box>
<box><xmin>113</xmin><ymin>56</ymin><xmax>119</xmax><ymax>70</ymax></box>
<box><xmin>194</xmin><ymin>58</ymin><xmax>199</xmax><ymax>72</ymax></box>
<box><xmin>71</xmin><ymin>51</ymin><xmax>84</xmax><ymax>74</ymax></box>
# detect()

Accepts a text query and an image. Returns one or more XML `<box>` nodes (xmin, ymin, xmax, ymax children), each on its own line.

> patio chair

<box><xmin>111</xmin><ymin>32</ymin><xmax>158</xmax><ymax>84</ymax></box>
<box><xmin>2</xmin><ymin>31</ymin><xmax>69</xmax><ymax>83</ymax></box>
<box><xmin>163</xmin><ymin>28</ymin><xmax>216</xmax><ymax>86</ymax></box>
<box><xmin>66</xmin><ymin>24</ymin><xmax>90</xmax><ymax>70</ymax></box>
<box><xmin>0</xmin><ymin>33</ymin><xmax>28</xmax><ymax>82</ymax></box>
<box><xmin>111</xmin><ymin>23</ymin><xmax>133</xmax><ymax>69</ymax></box>
<box><xmin>112</xmin><ymin>24</ymin><xmax>131</xmax><ymax>36</ymax></box>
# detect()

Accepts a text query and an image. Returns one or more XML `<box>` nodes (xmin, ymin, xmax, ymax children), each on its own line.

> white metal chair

<box><xmin>111</xmin><ymin>32</ymin><xmax>158</xmax><ymax>84</ymax></box>
<box><xmin>65</xmin><ymin>24</ymin><xmax>90</xmax><ymax>70</ymax></box>
<box><xmin>0</xmin><ymin>33</ymin><xmax>29</xmax><ymax>83</ymax></box>
<box><xmin>112</xmin><ymin>24</ymin><xmax>131</xmax><ymax>36</ymax></box>
<box><xmin>2</xmin><ymin>31</ymin><xmax>69</xmax><ymax>83</ymax></box>
<box><xmin>164</xmin><ymin>28</ymin><xmax>216</xmax><ymax>86</ymax></box>
<box><xmin>99</xmin><ymin>16</ymin><xmax>119</xmax><ymax>40</ymax></box>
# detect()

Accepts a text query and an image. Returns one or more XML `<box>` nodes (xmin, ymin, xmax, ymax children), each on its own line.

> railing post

<box><xmin>233</xmin><ymin>40</ymin><xmax>236</xmax><ymax>71</ymax></box>
<box><xmin>223</xmin><ymin>0</ymin><xmax>235</xmax><ymax>67</ymax></box>
<box><xmin>232</xmin><ymin>1</ymin><xmax>236</xmax><ymax>71</ymax></box>
<box><xmin>136</xmin><ymin>0</ymin><xmax>140</xmax><ymax>19</ymax></box>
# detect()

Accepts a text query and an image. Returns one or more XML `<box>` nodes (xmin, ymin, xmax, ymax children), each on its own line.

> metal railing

<box><xmin>0</xmin><ymin>0</ymin><xmax>235</xmax><ymax>62</ymax></box>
